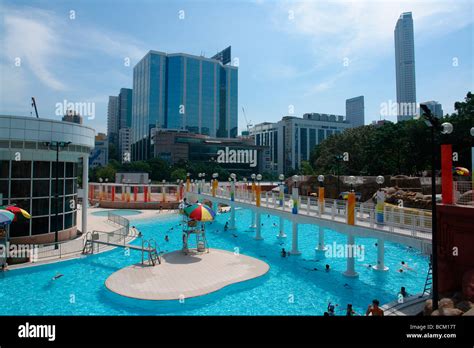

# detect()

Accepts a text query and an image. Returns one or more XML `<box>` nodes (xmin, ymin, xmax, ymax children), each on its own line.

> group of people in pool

<box><xmin>324</xmin><ymin>299</ymin><xmax>384</xmax><ymax>316</ymax></box>
<box><xmin>323</xmin><ymin>286</ymin><xmax>410</xmax><ymax>316</ymax></box>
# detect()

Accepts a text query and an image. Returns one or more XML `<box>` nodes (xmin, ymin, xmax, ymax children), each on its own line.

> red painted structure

<box><xmin>437</xmin><ymin>204</ymin><xmax>474</xmax><ymax>295</ymax></box>
<box><xmin>441</xmin><ymin>144</ymin><xmax>453</xmax><ymax>204</ymax></box>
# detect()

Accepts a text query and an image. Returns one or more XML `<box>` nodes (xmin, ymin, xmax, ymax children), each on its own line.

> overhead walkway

<box><xmin>186</xmin><ymin>183</ymin><xmax>432</xmax><ymax>277</ymax></box>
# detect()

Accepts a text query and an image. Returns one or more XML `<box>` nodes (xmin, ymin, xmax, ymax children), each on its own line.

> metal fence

<box><xmin>454</xmin><ymin>181</ymin><xmax>473</xmax><ymax>206</ymax></box>
<box><xmin>33</xmin><ymin>212</ymin><xmax>132</xmax><ymax>262</ymax></box>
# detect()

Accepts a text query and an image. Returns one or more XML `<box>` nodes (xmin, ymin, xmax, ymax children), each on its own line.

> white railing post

<box><xmin>332</xmin><ymin>200</ymin><xmax>336</xmax><ymax>220</ymax></box>
<box><xmin>306</xmin><ymin>197</ymin><xmax>310</xmax><ymax>215</ymax></box>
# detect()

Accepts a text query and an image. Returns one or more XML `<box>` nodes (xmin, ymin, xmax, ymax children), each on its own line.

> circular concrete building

<box><xmin>0</xmin><ymin>115</ymin><xmax>94</xmax><ymax>244</ymax></box>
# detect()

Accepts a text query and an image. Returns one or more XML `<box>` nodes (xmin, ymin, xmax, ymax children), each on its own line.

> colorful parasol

<box><xmin>183</xmin><ymin>203</ymin><xmax>216</xmax><ymax>222</ymax></box>
<box><xmin>453</xmin><ymin>167</ymin><xmax>470</xmax><ymax>176</ymax></box>
<box><xmin>2</xmin><ymin>205</ymin><xmax>31</xmax><ymax>222</ymax></box>
<box><xmin>0</xmin><ymin>209</ymin><xmax>15</xmax><ymax>225</ymax></box>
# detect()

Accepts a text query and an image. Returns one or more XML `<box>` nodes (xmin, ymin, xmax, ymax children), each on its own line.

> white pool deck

<box><xmin>105</xmin><ymin>248</ymin><xmax>270</xmax><ymax>301</ymax></box>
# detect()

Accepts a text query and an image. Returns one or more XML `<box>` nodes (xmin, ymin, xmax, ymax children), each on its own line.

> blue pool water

<box><xmin>91</xmin><ymin>209</ymin><xmax>142</xmax><ymax>217</ymax></box>
<box><xmin>0</xmin><ymin>209</ymin><xmax>428</xmax><ymax>315</ymax></box>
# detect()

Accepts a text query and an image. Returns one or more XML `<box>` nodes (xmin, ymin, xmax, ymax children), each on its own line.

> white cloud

<box><xmin>1</xmin><ymin>6</ymin><xmax>146</xmax><ymax>92</ymax></box>
<box><xmin>276</xmin><ymin>0</ymin><xmax>473</xmax><ymax>65</ymax></box>
<box><xmin>3</xmin><ymin>9</ymin><xmax>66</xmax><ymax>90</ymax></box>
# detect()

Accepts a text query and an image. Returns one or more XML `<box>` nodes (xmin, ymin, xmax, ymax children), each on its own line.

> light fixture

<box><xmin>441</xmin><ymin>122</ymin><xmax>453</xmax><ymax>135</ymax></box>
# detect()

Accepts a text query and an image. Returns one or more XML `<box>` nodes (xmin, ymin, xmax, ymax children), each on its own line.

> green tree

<box><xmin>170</xmin><ymin>168</ymin><xmax>187</xmax><ymax>181</ymax></box>
<box><xmin>309</xmin><ymin>92</ymin><xmax>473</xmax><ymax>176</ymax></box>
<box><xmin>300</xmin><ymin>161</ymin><xmax>315</xmax><ymax>175</ymax></box>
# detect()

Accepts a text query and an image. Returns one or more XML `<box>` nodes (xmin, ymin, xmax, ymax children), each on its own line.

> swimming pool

<box><xmin>91</xmin><ymin>209</ymin><xmax>142</xmax><ymax>217</ymax></box>
<box><xmin>0</xmin><ymin>210</ymin><xmax>428</xmax><ymax>315</ymax></box>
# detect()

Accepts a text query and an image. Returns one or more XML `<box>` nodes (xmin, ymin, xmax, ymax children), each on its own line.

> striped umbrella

<box><xmin>454</xmin><ymin>167</ymin><xmax>470</xmax><ymax>176</ymax></box>
<box><xmin>0</xmin><ymin>209</ymin><xmax>15</xmax><ymax>225</ymax></box>
<box><xmin>3</xmin><ymin>205</ymin><xmax>31</xmax><ymax>222</ymax></box>
<box><xmin>183</xmin><ymin>203</ymin><xmax>216</xmax><ymax>222</ymax></box>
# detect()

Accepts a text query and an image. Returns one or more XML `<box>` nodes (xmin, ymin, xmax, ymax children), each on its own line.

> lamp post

<box><xmin>251</xmin><ymin>173</ymin><xmax>257</xmax><ymax>201</ymax></box>
<box><xmin>347</xmin><ymin>176</ymin><xmax>356</xmax><ymax>226</ymax></box>
<box><xmin>375</xmin><ymin>175</ymin><xmax>385</xmax><ymax>224</ymax></box>
<box><xmin>278</xmin><ymin>174</ymin><xmax>285</xmax><ymax>207</ymax></box>
<box><xmin>186</xmin><ymin>172</ymin><xmax>191</xmax><ymax>192</ymax></box>
<box><xmin>335</xmin><ymin>154</ymin><xmax>343</xmax><ymax>196</ymax></box>
<box><xmin>256</xmin><ymin>174</ymin><xmax>262</xmax><ymax>207</ymax></box>
<box><xmin>418</xmin><ymin>103</ymin><xmax>455</xmax><ymax>310</ymax></box>
<box><xmin>104</xmin><ymin>178</ymin><xmax>109</xmax><ymax>200</ymax></box>
<box><xmin>99</xmin><ymin>177</ymin><xmax>103</xmax><ymax>201</ymax></box>
<box><xmin>230</xmin><ymin>173</ymin><xmax>236</xmax><ymax>201</ymax></box>
<box><xmin>212</xmin><ymin>173</ymin><xmax>218</xmax><ymax>197</ymax></box>
<box><xmin>291</xmin><ymin>175</ymin><xmax>299</xmax><ymax>214</ymax></box>
<box><xmin>317</xmin><ymin>175</ymin><xmax>325</xmax><ymax>214</ymax></box>
<box><xmin>44</xmin><ymin>141</ymin><xmax>71</xmax><ymax>249</ymax></box>
<box><xmin>243</xmin><ymin>177</ymin><xmax>248</xmax><ymax>200</ymax></box>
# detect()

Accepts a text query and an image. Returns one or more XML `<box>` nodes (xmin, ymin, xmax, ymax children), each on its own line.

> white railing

<box><xmin>194</xmin><ymin>189</ymin><xmax>432</xmax><ymax>240</ymax></box>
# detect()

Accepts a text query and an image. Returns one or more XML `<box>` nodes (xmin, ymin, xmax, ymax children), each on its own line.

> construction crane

<box><xmin>241</xmin><ymin>107</ymin><xmax>253</xmax><ymax>133</ymax></box>
<box><xmin>31</xmin><ymin>97</ymin><xmax>39</xmax><ymax>118</ymax></box>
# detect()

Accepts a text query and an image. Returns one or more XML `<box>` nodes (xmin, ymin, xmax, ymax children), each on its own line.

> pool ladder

<box><xmin>142</xmin><ymin>238</ymin><xmax>161</xmax><ymax>266</ymax></box>
<box><xmin>420</xmin><ymin>256</ymin><xmax>433</xmax><ymax>297</ymax></box>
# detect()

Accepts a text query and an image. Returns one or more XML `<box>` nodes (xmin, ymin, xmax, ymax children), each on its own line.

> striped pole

<box><xmin>347</xmin><ymin>192</ymin><xmax>355</xmax><ymax>225</ymax></box>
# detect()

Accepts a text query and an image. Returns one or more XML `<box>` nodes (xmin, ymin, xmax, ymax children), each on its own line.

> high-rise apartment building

<box><xmin>395</xmin><ymin>12</ymin><xmax>417</xmax><ymax>122</ymax></box>
<box><xmin>131</xmin><ymin>47</ymin><xmax>238</xmax><ymax>160</ymax></box>
<box><xmin>250</xmin><ymin>113</ymin><xmax>352</xmax><ymax>174</ymax></box>
<box><xmin>346</xmin><ymin>96</ymin><xmax>365</xmax><ymax>127</ymax></box>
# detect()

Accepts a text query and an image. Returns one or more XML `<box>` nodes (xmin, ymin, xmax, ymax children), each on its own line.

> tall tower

<box><xmin>394</xmin><ymin>12</ymin><xmax>417</xmax><ymax>122</ymax></box>
<box><xmin>346</xmin><ymin>96</ymin><xmax>365</xmax><ymax>127</ymax></box>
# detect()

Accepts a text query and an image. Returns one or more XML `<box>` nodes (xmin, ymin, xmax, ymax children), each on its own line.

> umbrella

<box><xmin>0</xmin><ymin>209</ymin><xmax>15</xmax><ymax>225</ymax></box>
<box><xmin>3</xmin><ymin>205</ymin><xmax>31</xmax><ymax>222</ymax></box>
<box><xmin>453</xmin><ymin>167</ymin><xmax>470</xmax><ymax>176</ymax></box>
<box><xmin>183</xmin><ymin>203</ymin><xmax>216</xmax><ymax>222</ymax></box>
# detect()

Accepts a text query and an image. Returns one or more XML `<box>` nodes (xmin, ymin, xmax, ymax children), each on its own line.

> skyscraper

<box><xmin>421</xmin><ymin>100</ymin><xmax>444</xmax><ymax>118</ymax></box>
<box><xmin>119</xmin><ymin>88</ymin><xmax>133</xmax><ymax>129</ymax></box>
<box><xmin>346</xmin><ymin>96</ymin><xmax>365</xmax><ymax>127</ymax></box>
<box><xmin>131</xmin><ymin>47</ymin><xmax>238</xmax><ymax>161</ymax></box>
<box><xmin>395</xmin><ymin>12</ymin><xmax>417</xmax><ymax>122</ymax></box>
<box><xmin>107</xmin><ymin>96</ymin><xmax>119</xmax><ymax>148</ymax></box>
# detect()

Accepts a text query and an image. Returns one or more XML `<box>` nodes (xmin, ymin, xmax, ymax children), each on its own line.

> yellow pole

<box><xmin>256</xmin><ymin>184</ymin><xmax>261</xmax><ymax>207</ymax></box>
<box><xmin>347</xmin><ymin>192</ymin><xmax>355</xmax><ymax>225</ymax></box>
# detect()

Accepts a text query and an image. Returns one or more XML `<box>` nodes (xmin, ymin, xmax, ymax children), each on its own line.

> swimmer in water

<box><xmin>401</xmin><ymin>261</ymin><xmax>415</xmax><ymax>272</ymax></box>
<box><xmin>343</xmin><ymin>283</ymin><xmax>352</xmax><ymax>289</ymax></box>
<box><xmin>52</xmin><ymin>273</ymin><xmax>63</xmax><ymax>280</ymax></box>
<box><xmin>165</xmin><ymin>235</ymin><xmax>169</xmax><ymax>242</ymax></box>
<box><xmin>325</xmin><ymin>264</ymin><xmax>330</xmax><ymax>272</ymax></box>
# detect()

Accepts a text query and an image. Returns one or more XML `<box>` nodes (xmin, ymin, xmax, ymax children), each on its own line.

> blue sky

<box><xmin>1</xmin><ymin>0</ymin><xmax>472</xmax><ymax>134</ymax></box>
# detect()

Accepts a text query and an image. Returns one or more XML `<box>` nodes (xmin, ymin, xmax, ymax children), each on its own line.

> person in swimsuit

<box><xmin>346</xmin><ymin>304</ymin><xmax>355</xmax><ymax>316</ymax></box>
<box><xmin>366</xmin><ymin>299</ymin><xmax>384</xmax><ymax>316</ymax></box>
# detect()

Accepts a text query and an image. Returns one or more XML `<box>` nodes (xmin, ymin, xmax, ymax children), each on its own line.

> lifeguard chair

<box><xmin>182</xmin><ymin>219</ymin><xmax>209</xmax><ymax>254</ymax></box>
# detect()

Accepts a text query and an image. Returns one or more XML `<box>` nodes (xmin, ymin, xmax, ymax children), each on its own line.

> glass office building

<box><xmin>131</xmin><ymin>49</ymin><xmax>238</xmax><ymax>160</ymax></box>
